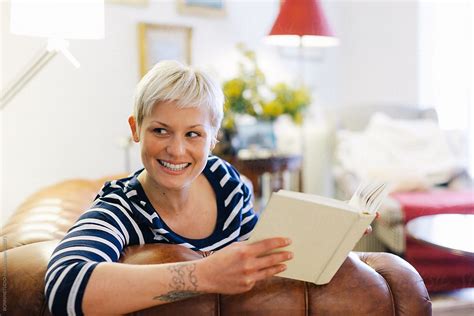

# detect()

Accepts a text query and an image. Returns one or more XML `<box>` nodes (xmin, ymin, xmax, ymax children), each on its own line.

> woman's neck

<box><xmin>137</xmin><ymin>170</ymin><xmax>193</xmax><ymax>215</ymax></box>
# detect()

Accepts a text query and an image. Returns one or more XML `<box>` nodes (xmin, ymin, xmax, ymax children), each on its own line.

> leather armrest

<box><xmin>1</xmin><ymin>242</ymin><xmax>431</xmax><ymax>316</ymax></box>
<box><xmin>120</xmin><ymin>244</ymin><xmax>432</xmax><ymax>316</ymax></box>
<box><xmin>1</xmin><ymin>240</ymin><xmax>59</xmax><ymax>316</ymax></box>
<box><xmin>357</xmin><ymin>252</ymin><xmax>432</xmax><ymax>315</ymax></box>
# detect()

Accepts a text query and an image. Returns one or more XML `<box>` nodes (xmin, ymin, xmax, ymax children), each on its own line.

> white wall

<box><xmin>1</xmin><ymin>0</ymin><xmax>421</xmax><ymax>222</ymax></box>
<box><xmin>418</xmin><ymin>1</ymin><xmax>473</xmax><ymax>174</ymax></box>
<box><xmin>335</xmin><ymin>0</ymin><xmax>419</xmax><ymax>107</ymax></box>
<box><xmin>302</xmin><ymin>0</ymin><xmax>420</xmax><ymax>196</ymax></box>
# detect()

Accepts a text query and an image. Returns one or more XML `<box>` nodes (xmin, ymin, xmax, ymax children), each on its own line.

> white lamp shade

<box><xmin>10</xmin><ymin>0</ymin><xmax>104</xmax><ymax>39</ymax></box>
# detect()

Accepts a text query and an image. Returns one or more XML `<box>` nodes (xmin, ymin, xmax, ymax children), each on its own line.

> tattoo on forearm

<box><xmin>153</xmin><ymin>263</ymin><xmax>203</xmax><ymax>302</ymax></box>
<box><xmin>154</xmin><ymin>290</ymin><xmax>202</xmax><ymax>302</ymax></box>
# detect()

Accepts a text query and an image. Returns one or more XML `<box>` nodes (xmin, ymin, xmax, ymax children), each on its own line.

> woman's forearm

<box><xmin>82</xmin><ymin>260</ymin><xmax>209</xmax><ymax>315</ymax></box>
<box><xmin>81</xmin><ymin>237</ymin><xmax>292</xmax><ymax>315</ymax></box>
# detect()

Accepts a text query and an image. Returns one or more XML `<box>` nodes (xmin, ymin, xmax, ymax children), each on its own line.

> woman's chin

<box><xmin>152</xmin><ymin>168</ymin><xmax>190</xmax><ymax>189</ymax></box>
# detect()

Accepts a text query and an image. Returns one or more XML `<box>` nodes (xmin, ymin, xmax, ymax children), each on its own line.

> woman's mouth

<box><xmin>158</xmin><ymin>160</ymin><xmax>191</xmax><ymax>172</ymax></box>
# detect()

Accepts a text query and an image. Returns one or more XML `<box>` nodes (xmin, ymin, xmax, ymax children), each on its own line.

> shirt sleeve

<box><xmin>44</xmin><ymin>197</ymin><xmax>139</xmax><ymax>316</ymax></box>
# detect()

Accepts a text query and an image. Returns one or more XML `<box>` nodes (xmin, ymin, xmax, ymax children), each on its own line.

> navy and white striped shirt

<box><xmin>44</xmin><ymin>155</ymin><xmax>258</xmax><ymax>315</ymax></box>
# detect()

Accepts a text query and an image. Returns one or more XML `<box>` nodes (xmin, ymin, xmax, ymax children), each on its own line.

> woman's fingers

<box><xmin>247</xmin><ymin>237</ymin><xmax>291</xmax><ymax>256</ymax></box>
<box><xmin>364</xmin><ymin>225</ymin><xmax>373</xmax><ymax>235</ymax></box>
<box><xmin>253</xmin><ymin>264</ymin><xmax>287</xmax><ymax>281</ymax></box>
<box><xmin>202</xmin><ymin>237</ymin><xmax>293</xmax><ymax>294</ymax></box>
<box><xmin>253</xmin><ymin>251</ymin><xmax>293</xmax><ymax>270</ymax></box>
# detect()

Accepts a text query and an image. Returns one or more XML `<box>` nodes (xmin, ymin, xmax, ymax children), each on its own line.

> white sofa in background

<box><xmin>303</xmin><ymin>104</ymin><xmax>470</xmax><ymax>253</ymax></box>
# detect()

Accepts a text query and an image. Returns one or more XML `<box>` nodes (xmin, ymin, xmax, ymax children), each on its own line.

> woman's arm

<box><xmin>82</xmin><ymin>237</ymin><xmax>292</xmax><ymax>315</ymax></box>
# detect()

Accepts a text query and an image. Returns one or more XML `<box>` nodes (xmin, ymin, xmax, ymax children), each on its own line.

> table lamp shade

<box><xmin>10</xmin><ymin>0</ymin><xmax>104</xmax><ymax>39</ymax></box>
<box><xmin>267</xmin><ymin>0</ymin><xmax>339</xmax><ymax>47</ymax></box>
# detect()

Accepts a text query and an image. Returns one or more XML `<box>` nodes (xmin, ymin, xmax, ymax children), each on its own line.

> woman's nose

<box><xmin>166</xmin><ymin>136</ymin><xmax>186</xmax><ymax>156</ymax></box>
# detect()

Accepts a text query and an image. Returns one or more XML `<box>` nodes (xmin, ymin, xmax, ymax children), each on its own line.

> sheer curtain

<box><xmin>418</xmin><ymin>0</ymin><xmax>473</xmax><ymax>177</ymax></box>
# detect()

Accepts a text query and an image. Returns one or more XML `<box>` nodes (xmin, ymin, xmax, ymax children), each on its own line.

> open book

<box><xmin>247</xmin><ymin>182</ymin><xmax>388</xmax><ymax>285</ymax></box>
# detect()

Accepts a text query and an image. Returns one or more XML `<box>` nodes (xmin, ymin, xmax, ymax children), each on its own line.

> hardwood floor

<box><xmin>431</xmin><ymin>288</ymin><xmax>474</xmax><ymax>316</ymax></box>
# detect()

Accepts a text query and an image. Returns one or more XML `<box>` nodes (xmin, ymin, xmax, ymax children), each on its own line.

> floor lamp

<box><xmin>0</xmin><ymin>1</ymin><xmax>104</xmax><ymax>213</ymax></box>
<box><xmin>265</xmin><ymin>0</ymin><xmax>339</xmax><ymax>195</ymax></box>
<box><xmin>0</xmin><ymin>0</ymin><xmax>105</xmax><ymax>110</ymax></box>
<box><xmin>265</xmin><ymin>0</ymin><xmax>339</xmax><ymax>84</ymax></box>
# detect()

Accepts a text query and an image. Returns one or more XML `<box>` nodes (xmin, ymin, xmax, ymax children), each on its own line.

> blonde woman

<box><xmin>44</xmin><ymin>61</ymin><xmax>292</xmax><ymax>315</ymax></box>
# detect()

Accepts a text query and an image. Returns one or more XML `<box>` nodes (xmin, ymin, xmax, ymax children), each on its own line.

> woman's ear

<box><xmin>128</xmin><ymin>116</ymin><xmax>140</xmax><ymax>143</ymax></box>
<box><xmin>210</xmin><ymin>136</ymin><xmax>219</xmax><ymax>151</ymax></box>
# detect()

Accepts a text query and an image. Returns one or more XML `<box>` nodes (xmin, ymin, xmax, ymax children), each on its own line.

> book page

<box><xmin>277</xmin><ymin>190</ymin><xmax>360</xmax><ymax>213</ymax></box>
<box><xmin>349</xmin><ymin>181</ymin><xmax>389</xmax><ymax>214</ymax></box>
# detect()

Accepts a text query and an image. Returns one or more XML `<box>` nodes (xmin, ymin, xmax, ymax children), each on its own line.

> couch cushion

<box><xmin>391</xmin><ymin>189</ymin><xmax>474</xmax><ymax>223</ymax></box>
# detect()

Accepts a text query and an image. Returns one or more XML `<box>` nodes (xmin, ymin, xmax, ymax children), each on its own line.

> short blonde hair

<box><xmin>133</xmin><ymin>60</ymin><xmax>224</xmax><ymax>136</ymax></box>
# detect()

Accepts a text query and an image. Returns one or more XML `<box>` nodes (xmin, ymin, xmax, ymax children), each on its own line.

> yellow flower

<box><xmin>223</xmin><ymin>79</ymin><xmax>245</xmax><ymax>98</ymax></box>
<box><xmin>285</xmin><ymin>99</ymin><xmax>299</xmax><ymax>112</ymax></box>
<box><xmin>294</xmin><ymin>88</ymin><xmax>310</xmax><ymax>105</ymax></box>
<box><xmin>293</xmin><ymin>112</ymin><xmax>304</xmax><ymax>125</ymax></box>
<box><xmin>262</xmin><ymin>100</ymin><xmax>284</xmax><ymax>118</ymax></box>
<box><xmin>221</xmin><ymin>45</ymin><xmax>312</xmax><ymax>126</ymax></box>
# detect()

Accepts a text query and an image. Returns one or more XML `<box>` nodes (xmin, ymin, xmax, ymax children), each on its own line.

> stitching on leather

<box><xmin>41</xmin><ymin>299</ymin><xmax>49</xmax><ymax>316</ymax></box>
<box><xmin>379</xmin><ymin>271</ymin><xmax>396</xmax><ymax>316</ymax></box>
<box><xmin>304</xmin><ymin>281</ymin><xmax>309</xmax><ymax>316</ymax></box>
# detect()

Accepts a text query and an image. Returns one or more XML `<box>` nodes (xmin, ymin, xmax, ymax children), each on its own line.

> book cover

<box><xmin>247</xmin><ymin>182</ymin><xmax>387</xmax><ymax>284</ymax></box>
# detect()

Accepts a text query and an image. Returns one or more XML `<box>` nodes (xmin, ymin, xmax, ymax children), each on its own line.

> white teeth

<box><xmin>159</xmin><ymin>160</ymin><xmax>189</xmax><ymax>171</ymax></box>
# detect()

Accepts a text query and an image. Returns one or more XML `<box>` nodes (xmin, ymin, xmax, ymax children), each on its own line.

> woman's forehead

<box><xmin>146</xmin><ymin>101</ymin><xmax>212</xmax><ymax>126</ymax></box>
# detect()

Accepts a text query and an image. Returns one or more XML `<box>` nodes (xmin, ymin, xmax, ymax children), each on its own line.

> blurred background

<box><xmin>1</xmin><ymin>0</ymin><xmax>472</xmax><ymax>228</ymax></box>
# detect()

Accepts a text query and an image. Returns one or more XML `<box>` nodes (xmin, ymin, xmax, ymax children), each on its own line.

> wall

<box><xmin>335</xmin><ymin>0</ymin><xmax>419</xmax><ymax>107</ymax></box>
<box><xmin>418</xmin><ymin>1</ymin><xmax>473</xmax><ymax>174</ymax></box>
<box><xmin>302</xmin><ymin>0</ymin><xmax>420</xmax><ymax>196</ymax></box>
<box><xmin>1</xmin><ymin>0</ymin><xmax>421</xmax><ymax>222</ymax></box>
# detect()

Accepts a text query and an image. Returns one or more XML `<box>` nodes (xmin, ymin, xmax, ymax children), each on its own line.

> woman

<box><xmin>44</xmin><ymin>60</ymin><xmax>293</xmax><ymax>315</ymax></box>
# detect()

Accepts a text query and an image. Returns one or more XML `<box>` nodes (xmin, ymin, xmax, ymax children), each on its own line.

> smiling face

<box><xmin>129</xmin><ymin>100</ymin><xmax>215</xmax><ymax>191</ymax></box>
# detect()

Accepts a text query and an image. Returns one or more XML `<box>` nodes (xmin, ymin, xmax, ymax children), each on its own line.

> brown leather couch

<box><xmin>1</xmin><ymin>176</ymin><xmax>432</xmax><ymax>315</ymax></box>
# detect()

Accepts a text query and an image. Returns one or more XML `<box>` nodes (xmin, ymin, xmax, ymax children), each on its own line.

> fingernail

<box><xmin>285</xmin><ymin>238</ymin><xmax>292</xmax><ymax>245</ymax></box>
<box><xmin>287</xmin><ymin>252</ymin><xmax>293</xmax><ymax>259</ymax></box>
<box><xmin>280</xmin><ymin>265</ymin><xmax>287</xmax><ymax>271</ymax></box>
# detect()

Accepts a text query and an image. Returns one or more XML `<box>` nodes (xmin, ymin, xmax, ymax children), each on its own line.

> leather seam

<box><xmin>40</xmin><ymin>299</ymin><xmax>49</xmax><ymax>316</ymax></box>
<box><xmin>304</xmin><ymin>281</ymin><xmax>309</xmax><ymax>316</ymax></box>
<box><xmin>381</xmin><ymin>275</ymin><xmax>396</xmax><ymax>316</ymax></box>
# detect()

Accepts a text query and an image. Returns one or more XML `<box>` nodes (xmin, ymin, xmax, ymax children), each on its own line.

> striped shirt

<box><xmin>44</xmin><ymin>155</ymin><xmax>258</xmax><ymax>315</ymax></box>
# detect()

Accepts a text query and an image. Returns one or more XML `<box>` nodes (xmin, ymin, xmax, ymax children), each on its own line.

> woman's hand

<box><xmin>197</xmin><ymin>237</ymin><xmax>293</xmax><ymax>294</ymax></box>
<box><xmin>364</xmin><ymin>211</ymin><xmax>380</xmax><ymax>235</ymax></box>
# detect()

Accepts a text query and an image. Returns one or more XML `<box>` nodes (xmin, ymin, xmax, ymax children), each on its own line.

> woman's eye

<box><xmin>153</xmin><ymin>128</ymin><xmax>167</xmax><ymax>135</ymax></box>
<box><xmin>186</xmin><ymin>131</ymin><xmax>200</xmax><ymax>138</ymax></box>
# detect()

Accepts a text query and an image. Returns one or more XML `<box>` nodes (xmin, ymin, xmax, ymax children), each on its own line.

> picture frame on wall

<box><xmin>138</xmin><ymin>23</ymin><xmax>192</xmax><ymax>77</ymax></box>
<box><xmin>235</xmin><ymin>120</ymin><xmax>276</xmax><ymax>152</ymax></box>
<box><xmin>177</xmin><ymin>0</ymin><xmax>226</xmax><ymax>17</ymax></box>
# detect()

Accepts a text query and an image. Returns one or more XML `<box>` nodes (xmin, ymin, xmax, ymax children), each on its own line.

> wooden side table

<box><xmin>223</xmin><ymin>154</ymin><xmax>303</xmax><ymax>201</ymax></box>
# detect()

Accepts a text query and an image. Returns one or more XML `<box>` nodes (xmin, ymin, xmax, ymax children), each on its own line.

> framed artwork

<box><xmin>177</xmin><ymin>0</ymin><xmax>226</xmax><ymax>17</ymax></box>
<box><xmin>235</xmin><ymin>120</ymin><xmax>276</xmax><ymax>151</ymax></box>
<box><xmin>138</xmin><ymin>23</ymin><xmax>192</xmax><ymax>77</ymax></box>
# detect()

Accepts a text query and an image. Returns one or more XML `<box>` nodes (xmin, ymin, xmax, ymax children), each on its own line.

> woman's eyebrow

<box><xmin>151</xmin><ymin>121</ymin><xmax>204</xmax><ymax>128</ymax></box>
<box><xmin>188</xmin><ymin>124</ymin><xmax>205</xmax><ymax>128</ymax></box>
<box><xmin>151</xmin><ymin>120</ymin><xmax>169</xmax><ymax>127</ymax></box>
